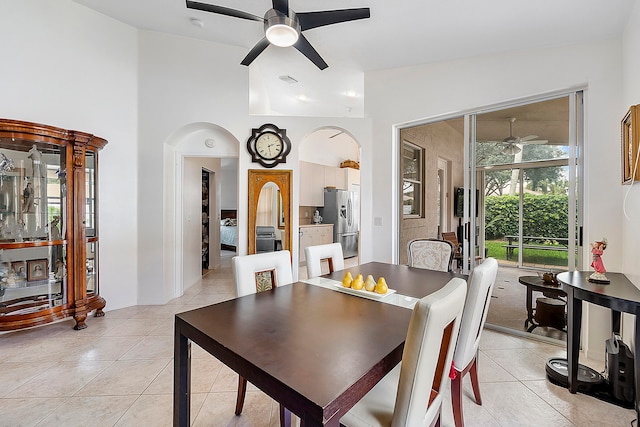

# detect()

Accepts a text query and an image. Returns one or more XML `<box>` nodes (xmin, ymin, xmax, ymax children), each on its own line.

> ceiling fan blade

<box><xmin>272</xmin><ymin>0</ymin><xmax>289</xmax><ymax>16</ymax></box>
<box><xmin>186</xmin><ymin>1</ymin><xmax>264</xmax><ymax>22</ymax></box>
<box><xmin>241</xmin><ymin>37</ymin><xmax>271</xmax><ymax>66</ymax></box>
<box><xmin>518</xmin><ymin>135</ymin><xmax>539</xmax><ymax>142</ymax></box>
<box><xmin>297</xmin><ymin>8</ymin><xmax>370</xmax><ymax>31</ymax></box>
<box><xmin>293</xmin><ymin>34</ymin><xmax>328</xmax><ymax>70</ymax></box>
<box><xmin>521</xmin><ymin>140</ymin><xmax>548</xmax><ymax>145</ymax></box>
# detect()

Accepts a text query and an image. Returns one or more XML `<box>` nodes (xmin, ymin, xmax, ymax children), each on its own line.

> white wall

<box><xmin>621</xmin><ymin>0</ymin><xmax>640</xmax><ymax>347</ymax></box>
<box><xmin>0</xmin><ymin>0</ymin><xmax>139</xmax><ymax>311</ymax></box>
<box><xmin>299</xmin><ymin>130</ymin><xmax>361</xmax><ymax>166</ymax></box>
<box><xmin>221</xmin><ymin>161</ymin><xmax>238</xmax><ymax>210</ymax></box>
<box><xmin>365</xmin><ymin>39</ymin><xmax>625</xmax><ymax>358</ymax></box>
<box><xmin>136</xmin><ymin>30</ymin><xmax>373</xmax><ymax>302</ymax></box>
<box><xmin>622</xmin><ymin>0</ymin><xmax>640</xmax><ymax>284</ymax></box>
<box><xmin>137</xmin><ymin>32</ymin><xmax>249</xmax><ymax>304</ymax></box>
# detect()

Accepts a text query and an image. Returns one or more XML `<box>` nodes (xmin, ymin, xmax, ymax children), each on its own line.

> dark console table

<box><xmin>557</xmin><ymin>271</ymin><xmax>640</xmax><ymax>419</ymax></box>
<box><xmin>518</xmin><ymin>276</ymin><xmax>567</xmax><ymax>332</ymax></box>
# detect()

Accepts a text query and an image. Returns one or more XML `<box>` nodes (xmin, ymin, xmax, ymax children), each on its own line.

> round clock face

<box><xmin>256</xmin><ymin>132</ymin><xmax>284</xmax><ymax>160</ymax></box>
<box><xmin>247</xmin><ymin>123</ymin><xmax>291</xmax><ymax>168</ymax></box>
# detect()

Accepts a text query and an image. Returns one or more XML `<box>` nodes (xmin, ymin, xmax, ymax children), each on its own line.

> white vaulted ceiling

<box><xmin>73</xmin><ymin>0</ymin><xmax>635</xmax><ymax>118</ymax></box>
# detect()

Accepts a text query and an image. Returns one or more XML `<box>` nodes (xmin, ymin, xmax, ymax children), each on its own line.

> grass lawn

<box><xmin>485</xmin><ymin>240</ymin><xmax>568</xmax><ymax>267</ymax></box>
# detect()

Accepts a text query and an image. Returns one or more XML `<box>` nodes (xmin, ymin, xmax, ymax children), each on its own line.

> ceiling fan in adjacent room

<box><xmin>186</xmin><ymin>0</ymin><xmax>370</xmax><ymax>70</ymax></box>
<box><xmin>482</xmin><ymin>117</ymin><xmax>548</xmax><ymax>155</ymax></box>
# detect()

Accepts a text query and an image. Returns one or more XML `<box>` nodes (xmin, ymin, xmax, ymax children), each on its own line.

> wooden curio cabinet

<box><xmin>0</xmin><ymin>119</ymin><xmax>107</xmax><ymax>330</ymax></box>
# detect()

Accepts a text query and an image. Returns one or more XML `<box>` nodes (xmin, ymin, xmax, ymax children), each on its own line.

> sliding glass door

<box><xmin>471</xmin><ymin>94</ymin><xmax>581</xmax><ymax>273</ymax></box>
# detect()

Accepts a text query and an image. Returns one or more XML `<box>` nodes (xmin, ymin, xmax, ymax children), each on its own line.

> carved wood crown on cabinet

<box><xmin>0</xmin><ymin>119</ymin><xmax>107</xmax><ymax>331</ymax></box>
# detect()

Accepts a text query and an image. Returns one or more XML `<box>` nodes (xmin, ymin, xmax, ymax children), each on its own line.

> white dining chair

<box><xmin>340</xmin><ymin>277</ymin><xmax>467</xmax><ymax>427</ymax></box>
<box><xmin>231</xmin><ymin>250</ymin><xmax>294</xmax><ymax>427</ymax></box>
<box><xmin>451</xmin><ymin>257</ymin><xmax>498</xmax><ymax>427</ymax></box>
<box><xmin>407</xmin><ymin>238</ymin><xmax>454</xmax><ymax>272</ymax></box>
<box><xmin>232</xmin><ymin>249</ymin><xmax>293</xmax><ymax>297</ymax></box>
<box><xmin>304</xmin><ymin>242</ymin><xmax>345</xmax><ymax>279</ymax></box>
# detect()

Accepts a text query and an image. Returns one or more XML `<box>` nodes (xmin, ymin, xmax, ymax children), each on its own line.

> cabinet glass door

<box><xmin>85</xmin><ymin>151</ymin><xmax>98</xmax><ymax>296</ymax></box>
<box><xmin>0</xmin><ymin>141</ymin><xmax>67</xmax><ymax>316</ymax></box>
<box><xmin>85</xmin><ymin>151</ymin><xmax>96</xmax><ymax>238</ymax></box>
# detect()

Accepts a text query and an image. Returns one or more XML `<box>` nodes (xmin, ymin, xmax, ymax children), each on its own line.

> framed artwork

<box><xmin>27</xmin><ymin>259</ymin><xmax>48</xmax><ymax>282</ymax></box>
<box><xmin>622</xmin><ymin>105</ymin><xmax>640</xmax><ymax>184</ymax></box>
<box><xmin>11</xmin><ymin>261</ymin><xmax>26</xmax><ymax>279</ymax></box>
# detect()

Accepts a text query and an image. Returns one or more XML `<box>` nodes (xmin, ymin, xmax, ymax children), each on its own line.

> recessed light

<box><xmin>279</xmin><ymin>75</ymin><xmax>299</xmax><ymax>84</ymax></box>
<box><xmin>190</xmin><ymin>18</ymin><xmax>204</xmax><ymax>28</ymax></box>
<box><xmin>205</xmin><ymin>138</ymin><xmax>215</xmax><ymax>148</ymax></box>
<box><xmin>297</xmin><ymin>94</ymin><xmax>309</xmax><ymax>102</ymax></box>
<box><xmin>345</xmin><ymin>90</ymin><xmax>358</xmax><ymax>98</ymax></box>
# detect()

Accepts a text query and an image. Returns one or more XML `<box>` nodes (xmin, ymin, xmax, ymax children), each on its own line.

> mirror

<box><xmin>248</xmin><ymin>170</ymin><xmax>292</xmax><ymax>255</ymax></box>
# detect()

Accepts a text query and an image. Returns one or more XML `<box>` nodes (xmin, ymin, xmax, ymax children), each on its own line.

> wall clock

<box><xmin>246</xmin><ymin>123</ymin><xmax>292</xmax><ymax>168</ymax></box>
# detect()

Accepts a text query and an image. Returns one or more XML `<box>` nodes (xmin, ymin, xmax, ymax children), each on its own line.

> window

<box><xmin>402</xmin><ymin>141</ymin><xmax>423</xmax><ymax>217</ymax></box>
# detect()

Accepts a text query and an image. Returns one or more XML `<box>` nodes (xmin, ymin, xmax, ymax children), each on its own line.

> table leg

<box><xmin>525</xmin><ymin>285</ymin><xmax>535</xmax><ymax>331</ymax></box>
<box><xmin>634</xmin><ymin>313</ymin><xmax>640</xmax><ymax>420</ymax></box>
<box><xmin>174</xmin><ymin>326</ymin><xmax>191</xmax><ymax>427</ymax></box>
<box><xmin>566</xmin><ymin>288</ymin><xmax>581</xmax><ymax>394</ymax></box>
<box><xmin>612</xmin><ymin>311</ymin><xmax>621</xmax><ymax>335</ymax></box>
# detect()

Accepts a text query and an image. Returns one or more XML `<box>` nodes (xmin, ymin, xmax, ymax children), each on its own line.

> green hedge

<box><xmin>485</xmin><ymin>194</ymin><xmax>568</xmax><ymax>241</ymax></box>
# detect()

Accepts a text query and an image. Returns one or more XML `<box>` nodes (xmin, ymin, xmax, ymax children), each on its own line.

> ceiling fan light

<box><xmin>266</xmin><ymin>24</ymin><xmax>299</xmax><ymax>47</ymax></box>
<box><xmin>502</xmin><ymin>144</ymin><xmax>521</xmax><ymax>155</ymax></box>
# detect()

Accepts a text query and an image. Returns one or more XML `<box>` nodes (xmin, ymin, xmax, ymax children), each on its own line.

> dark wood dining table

<box><xmin>173</xmin><ymin>262</ymin><xmax>463</xmax><ymax>427</ymax></box>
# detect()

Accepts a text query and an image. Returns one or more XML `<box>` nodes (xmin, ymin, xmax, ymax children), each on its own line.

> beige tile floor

<box><xmin>0</xmin><ymin>251</ymin><xmax>636</xmax><ymax>426</ymax></box>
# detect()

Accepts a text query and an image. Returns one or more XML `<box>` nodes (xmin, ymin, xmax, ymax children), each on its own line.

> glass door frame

<box><xmin>392</xmin><ymin>88</ymin><xmax>584</xmax><ymax>272</ymax></box>
<box><xmin>463</xmin><ymin>91</ymin><xmax>584</xmax><ymax>274</ymax></box>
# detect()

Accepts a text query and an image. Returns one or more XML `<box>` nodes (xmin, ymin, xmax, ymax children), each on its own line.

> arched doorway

<box><xmin>164</xmin><ymin>122</ymin><xmax>240</xmax><ymax>298</ymax></box>
<box><xmin>298</xmin><ymin>127</ymin><xmax>362</xmax><ymax>277</ymax></box>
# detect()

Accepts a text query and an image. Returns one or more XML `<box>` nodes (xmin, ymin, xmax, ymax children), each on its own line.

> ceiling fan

<box><xmin>186</xmin><ymin>0</ymin><xmax>370</xmax><ymax>70</ymax></box>
<box><xmin>483</xmin><ymin>117</ymin><xmax>548</xmax><ymax>155</ymax></box>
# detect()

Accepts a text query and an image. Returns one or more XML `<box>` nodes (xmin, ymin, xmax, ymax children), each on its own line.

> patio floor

<box><xmin>487</xmin><ymin>263</ymin><xmax>567</xmax><ymax>342</ymax></box>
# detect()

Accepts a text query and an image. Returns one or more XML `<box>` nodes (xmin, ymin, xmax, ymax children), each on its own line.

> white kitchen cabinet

<box><xmin>300</xmin><ymin>161</ymin><xmax>360</xmax><ymax>207</ymax></box>
<box><xmin>299</xmin><ymin>224</ymin><xmax>333</xmax><ymax>264</ymax></box>
<box><xmin>324</xmin><ymin>166</ymin><xmax>347</xmax><ymax>190</ymax></box>
<box><xmin>299</xmin><ymin>161</ymin><xmax>325</xmax><ymax>206</ymax></box>
<box><xmin>345</xmin><ymin>167</ymin><xmax>360</xmax><ymax>191</ymax></box>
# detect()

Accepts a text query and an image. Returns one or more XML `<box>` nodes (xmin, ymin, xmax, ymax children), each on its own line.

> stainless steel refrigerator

<box><xmin>321</xmin><ymin>188</ymin><xmax>359</xmax><ymax>258</ymax></box>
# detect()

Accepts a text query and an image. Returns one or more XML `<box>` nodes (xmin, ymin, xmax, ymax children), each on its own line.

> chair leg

<box><xmin>469</xmin><ymin>356</ymin><xmax>482</xmax><ymax>405</ymax></box>
<box><xmin>235</xmin><ymin>375</ymin><xmax>247</xmax><ymax>415</ymax></box>
<box><xmin>433</xmin><ymin>407</ymin><xmax>442</xmax><ymax>427</ymax></box>
<box><xmin>451</xmin><ymin>373</ymin><xmax>464</xmax><ymax>427</ymax></box>
<box><xmin>279</xmin><ymin>404</ymin><xmax>291</xmax><ymax>427</ymax></box>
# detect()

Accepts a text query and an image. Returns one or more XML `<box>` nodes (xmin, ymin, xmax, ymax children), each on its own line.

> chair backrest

<box><xmin>232</xmin><ymin>250</ymin><xmax>293</xmax><ymax>297</ymax></box>
<box><xmin>392</xmin><ymin>277</ymin><xmax>467</xmax><ymax>427</ymax></box>
<box><xmin>441</xmin><ymin>232</ymin><xmax>460</xmax><ymax>255</ymax></box>
<box><xmin>407</xmin><ymin>238</ymin><xmax>454</xmax><ymax>272</ymax></box>
<box><xmin>305</xmin><ymin>243</ymin><xmax>345</xmax><ymax>279</ymax></box>
<box><xmin>453</xmin><ymin>257</ymin><xmax>498</xmax><ymax>371</ymax></box>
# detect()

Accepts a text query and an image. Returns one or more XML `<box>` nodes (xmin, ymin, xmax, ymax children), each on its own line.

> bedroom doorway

<box><xmin>219</xmin><ymin>158</ymin><xmax>238</xmax><ymax>259</ymax></box>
